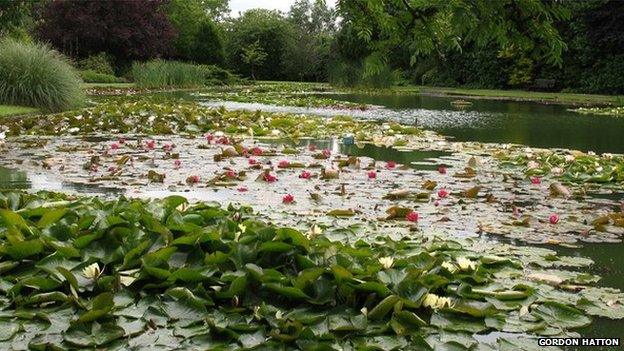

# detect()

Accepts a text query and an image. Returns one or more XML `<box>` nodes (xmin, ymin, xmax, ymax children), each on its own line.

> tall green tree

<box><xmin>225</xmin><ymin>9</ymin><xmax>293</xmax><ymax>80</ymax></box>
<box><xmin>166</xmin><ymin>0</ymin><xmax>225</xmax><ymax>64</ymax></box>
<box><xmin>337</xmin><ymin>0</ymin><xmax>570</xmax><ymax>76</ymax></box>
<box><xmin>241</xmin><ymin>40</ymin><xmax>267</xmax><ymax>80</ymax></box>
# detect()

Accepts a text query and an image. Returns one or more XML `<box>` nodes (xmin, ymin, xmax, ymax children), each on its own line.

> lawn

<box><xmin>0</xmin><ymin>104</ymin><xmax>38</xmax><ymax>117</ymax></box>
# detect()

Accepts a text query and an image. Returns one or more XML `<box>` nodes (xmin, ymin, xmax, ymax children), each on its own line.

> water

<box><xmin>322</xmin><ymin>93</ymin><xmax>624</xmax><ymax>154</ymax></box>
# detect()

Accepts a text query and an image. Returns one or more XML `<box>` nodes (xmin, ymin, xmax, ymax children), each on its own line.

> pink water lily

<box><xmin>437</xmin><ymin>189</ymin><xmax>449</xmax><ymax>198</ymax></box>
<box><xmin>530</xmin><ymin>176</ymin><xmax>541</xmax><ymax>184</ymax></box>
<box><xmin>299</xmin><ymin>170</ymin><xmax>312</xmax><ymax>179</ymax></box>
<box><xmin>107</xmin><ymin>166</ymin><xmax>118</xmax><ymax>173</ymax></box>
<box><xmin>162</xmin><ymin>143</ymin><xmax>173</xmax><ymax>152</ymax></box>
<box><xmin>237</xmin><ymin>186</ymin><xmax>248</xmax><ymax>192</ymax></box>
<box><xmin>438</xmin><ymin>166</ymin><xmax>447</xmax><ymax>174</ymax></box>
<box><xmin>251</xmin><ymin>147</ymin><xmax>263</xmax><ymax>156</ymax></box>
<box><xmin>110</xmin><ymin>142</ymin><xmax>120</xmax><ymax>150</ymax></box>
<box><xmin>308</xmin><ymin>144</ymin><xmax>317</xmax><ymax>152</ymax></box>
<box><xmin>322</xmin><ymin>149</ymin><xmax>331</xmax><ymax>158</ymax></box>
<box><xmin>216</xmin><ymin>136</ymin><xmax>229</xmax><ymax>145</ymax></box>
<box><xmin>282</xmin><ymin>194</ymin><xmax>295</xmax><ymax>204</ymax></box>
<box><xmin>278</xmin><ymin>160</ymin><xmax>290</xmax><ymax>168</ymax></box>
<box><xmin>173</xmin><ymin>159</ymin><xmax>181</xmax><ymax>169</ymax></box>
<box><xmin>434</xmin><ymin>200</ymin><xmax>440</xmax><ymax>207</ymax></box>
<box><xmin>226</xmin><ymin>170</ymin><xmax>237</xmax><ymax>178</ymax></box>
<box><xmin>549</xmin><ymin>214</ymin><xmax>559</xmax><ymax>224</ymax></box>
<box><xmin>118</xmin><ymin>137</ymin><xmax>126</xmax><ymax>144</ymax></box>
<box><xmin>386</xmin><ymin>161</ymin><xmax>396</xmax><ymax>170</ymax></box>
<box><xmin>205</xmin><ymin>133</ymin><xmax>215</xmax><ymax>143</ymax></box>
<box><xmin>367</xmin><ymin>171</ymin><xmax>377</xmax><ymax>179</ymax></box>
<box><xmin>187</xmin><ymin>175</ymin><xmax>200</xmax><ymax>184</ymax></box>
<box><xmin>406</xmin><ymin>211</ymin><xmax>419</xmax><ymax>222</ymax></box>
<box><xmin>145</xmin><ymin>140</ymin><xmax>156</xmax><ymax>150</ymax></box>
<box><xmin>248</xmin><ymin>158</ymin><xmax>258</xmax><ymax>165</ymax></box>
<box><xmin>263</xmin><ymin>173</ymin><xmax>277</xmax><ymax>183</ymax></box>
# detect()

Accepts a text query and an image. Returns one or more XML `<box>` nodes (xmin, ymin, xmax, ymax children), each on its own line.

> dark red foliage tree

<box><xmin>37</xmin><ymin>0</ymin><xmax>175</xmax><ymax>65</ymax></box>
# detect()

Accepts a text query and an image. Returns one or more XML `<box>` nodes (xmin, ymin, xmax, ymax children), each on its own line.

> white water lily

<box><xmin>526</xmin><ymin>161</ymin><xmax>539</xmax><ymax>169</ymax></box>
<box><xmin>307</xmin><ymin>225</ymin><xmax>322</xmax><ymax>239</ymax></box>
<box><xmin>360</xmin><ymin>307</ymin><xmax>368</xmax><ymax>316</ymax></box>
<box><xmin>456</xmin><ymin>257</ymin><xmax>476</xmax><ymax>271</ymax></box>
<box><xmin>0</xmin><ymin>131</ymin><xmax>5</xmax><ymax>140</ymax></box>
<box><xmin>422</xmin><ymin>293</ymin><xmax>454</xmax><ymax>310</ymax></box>
<box><xmin>603</xmin><ymin>153</ymin><xmax>614</xmax><ymax>160</ymax></box>
<box><xmin>378</xmin><ymin>256</ymin><xmax>394</xmax><ymax>269</ymax></box>
<box><xmin>551</xmin><ymin>167</ymin><xmax>564</xmax><ymax>175</ymax></box>
<box><xmin>238</xmin><ymin>223</ymin><xmax>247</xmax><ymax>234</ymax></box>
<box><xmin>68</xmin><ymin>127</ymin><xmax>80</xmax><ymax>133</ymax></box>
<box><xmin>441</xmin><ymin>261</ymin><xmax>457</xmax><ymax>272</ymax></box>
<box><xmin>565</xmin><ymin>154</ymin><xmax>575</xmax><ymax>162</ymax></box>
<box><xmin>214</xmin><ymin>131</ymin><xmax>224</xmax><ymax>137</ymax></box>
<box><xmin>587</xmin><ymin>151</ymin><xmax>596</xmax><ymax>156</ymax></box>
<box><xmin>596</xmin><ymin>166</ymin><xmax>604</xmax><ymax>172</ymax></box>
<box><xmin>271</xmin><ymin>129</ymin><xmax>281</xmax><ymax>136</ymax></box>
<box><xmin>82</xmin><ymin>262</ymin><xmax>101</xmax><ymax>280</ymax></box>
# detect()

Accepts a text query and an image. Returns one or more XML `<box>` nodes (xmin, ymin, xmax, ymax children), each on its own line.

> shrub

<box><xmin>78</xmin><ymin>52</ymin><xmax>116</xmax><ymax>75</ymax></box>
<box><xmin>0</xmin><ymin>39</ymin><xmax>84</xmax><ymax>112</ymax></box>
<box><xmin>132</xmin><ymin>60</ymin><xmax>205</xmax><ymax>88</ymax></box>
<box><xmin>79</xmin><ymin>70</ymin><xmax>126</xmax><ymax>84</ymax></box>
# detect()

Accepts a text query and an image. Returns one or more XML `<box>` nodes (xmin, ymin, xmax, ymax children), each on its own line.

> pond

<box><xmin>321</xmin><ymin>93</ymin><xmax>624</xmax><ymax>154</ymax></box>
<box><xmin>4</xmin><ymin>90</ymin><xmax>624</xmax><ymax>349</ymax></box>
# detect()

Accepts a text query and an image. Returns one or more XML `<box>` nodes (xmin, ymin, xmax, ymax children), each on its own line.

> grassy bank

<box><xmin>0</xmin><ymin>104</ymin><xmax>38</xmax><ymax>117</ymax></box>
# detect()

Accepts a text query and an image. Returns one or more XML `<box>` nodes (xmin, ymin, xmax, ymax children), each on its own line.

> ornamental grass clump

<box><xmin>132</xmin><ymin>60</ymin><xmax>206</xmax><ymax>88</ymax></box>
<box><xmin>0</xmin><ymin>39</ymin><xmax>84</xmax><ymax>112</ymax></box>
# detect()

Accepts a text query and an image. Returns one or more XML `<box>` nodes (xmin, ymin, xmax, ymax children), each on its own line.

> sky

<box><xmin>229</xmin><ymin>0</ymin><xmax>336</xmax><ymax>16</ymax></box>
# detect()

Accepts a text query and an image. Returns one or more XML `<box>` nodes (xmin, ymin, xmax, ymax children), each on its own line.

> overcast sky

<box><xmin>229</xmin><ymin>0</ymin><xmax>337</xmax><ymax>16</ymax></box>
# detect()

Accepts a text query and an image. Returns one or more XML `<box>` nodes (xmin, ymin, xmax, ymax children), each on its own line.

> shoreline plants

<box><xmin>0</xmin><ymin>39</ymin><xmax>84</xmax><ymax>112</ymax></box>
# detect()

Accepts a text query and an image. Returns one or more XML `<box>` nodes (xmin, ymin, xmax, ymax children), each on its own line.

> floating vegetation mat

<box><xmin>572</xmin><ymin>106</ymin><xmax>624</xmax><ymax>117</ymax></box>
<box><xmin>1</xmin><ymin>133</ymin><xmax>623</xmax><ymax>246</ymax></box>
<box><xmin>0</xmin><ymin>192</ymin><xmax>623</xmax><ymax>350</ymax></box>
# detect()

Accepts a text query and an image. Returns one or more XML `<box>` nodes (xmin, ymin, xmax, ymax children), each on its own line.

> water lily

<box><xmin>248</xmin><ymin>158</ymin><xmax>258</xmax><ymax>165</ymax></box>
<box><xmin>386</xmin><ymin>161</ymin><xmax>396</xmax><ymax>169</ymax></box>
<box><xmin>237</xmin><ymin>186</ymin><xmax>248</xmax><ymax>192</ymax></box>
<box><xmin>530</xmin><ymin>176</ymin><xmax>541</xmax><ymax>184</ymax></box>
<box><xmin>308</xmin><ymin>144</ymin><xmax>317</xmax><ymax>152</ymax></box>
<box><xmin>145</xmin><ymin>140</ymin><xmax>156</xmax><ymax>150</ymax></box>
<box><xmin>205</xmin><ymin>133</ymin><xmax>214</xmax><ymax>143</ymax></box>
<box><xmin>549</xmin><ymin>214</ymin><xmax>559</xmax><ymax>224</ymax></box>
<box><xmin>110</xmin><ymin>142</ymin><xmax>120</xmax><ymax>150</ymax></box>
<box><xmin>299</xmin><ymin>170</ymin><xmax>312</xmax><ymax>179</ymax></box>
<box><xmin>565</xmin><ymin>154</ymin><xmax>575</xmax><ymax>162</ymax></box>
<box><xmin>187</xmin><ymin>175</ymin><xmax>200</xmax><ymax>184</ymax></box>
<box><xmin>603</xmin><ymin>153</ymin><xmax>614</xmax><ymax>160</ymax></box>
<box><xmin>551</xmin><ymin>167</ymin><xmax>564</xmax><ymax>175</ymax></box>
<box><xmin>251</xmin><ymin>147</ymin><xmax>263</xmax><ymax>156</ymax></box>
<box><xmin>307</xmin><ymin>225</ymin><xmax>322</xmax><ymax>238</ymax></box>
<box><xmin>226</xmin><ymin>170</ymin><xmax>237</xmax><ymax>178</ymax></box>
<box><xmin>596</xmin><ymin>166</ymin><xmax>603</xmax><ymax>173</ymax></box>
<box><xmin>406</xmin><ymin>211</ymin><xmax>419</xmax><ymax>222</ymax></box>
<box><xmin>263</xmin><ymin>172</ymin><xmax>277</xmax><ymax>182</ymax></box>
<box><xmin>278</xmin><ymin>160</ymin><xmax>290</xmax><ymax>168</ymax></box>
<box><xmin>441</xmin><ymin>261</ymin><xmax>457</xmax><ymax>272</ymax></box>
<box><xmin>173</xmin><ymin>159</ymin><xmax>181</xmax><ymax>169</ymax></box>
<box><xmin>118</xmin><ymin>137</ymin><xmax>126</xmax><ymax>144</ymax></box>
<box><xmin>238</xmin><ymin>223</ymin><xmax>247</xmax><ymax>233</ymax></box>
<box><xmin>378</xmin><ymin>256</ymin><xmax>394</xmax><ymax>269</ymax></box>
<box><xmin>438</xmin><ymin>165</ymin><xmax>447</xmax><ymax>174</ymax></box>
<box><xmin>457</xmin><ymin>257</ymin><xmax>476</xmax><ymax>270</ymax></box>
<box><xmin>322</xmin><ymin>149</ymin><xmax>331</xmax><ymax>158</ymax></box>
<box><xmin>588</xmin><ymin>151</ymin><xmax>596</xmax><ymax>156</ymax></box>
<box><xmin>162</xmin><ymin>143</ymin><xmax>173</xmax><ymax>152</ymax></box>
<box><xmin>422</xmin><ymin>293</ymin><xmax>453</xmax><ymax>310</ymax></box>
<box><xmin>82</xmin><ymin>262</ymin><xmax>101</xmax><ymax>280</ymax></box>
<box><xmin>437</xmin><ymin>189</ymin><xmax>449</xmax><ymax>198</ymax></box>
<box><xmin>282</xmin><ymin>194</ymin><xmax>295</xmax><ymax>204</ymax></box>
<box><xmin>367</xmin><ymin>171</ymin><xmax>377</xmax><ymax>179</ymax></box>
<box><xmin>527</xmin><ymin>161</ymin><xmax>539</xmax><ymax>169</ymax></box>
